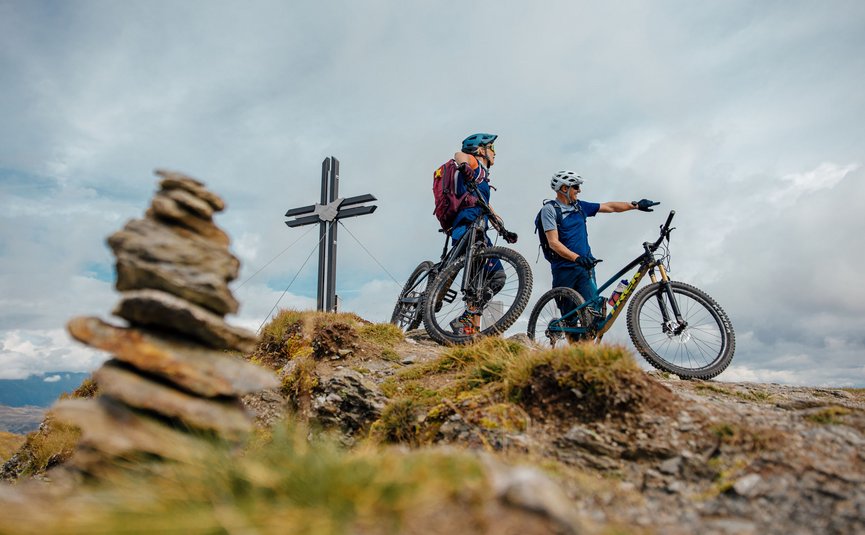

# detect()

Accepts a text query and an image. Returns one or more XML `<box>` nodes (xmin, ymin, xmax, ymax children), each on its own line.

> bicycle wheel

<box><xmin>527</xmin><ymin>287</ymin><xmax>592</xmax><ymax>348</ymax></box>
<box><xmin>390</xmin><ymin>261</ymin><xmax>434</xmax><ymax>332</ymax></box>
<box><xmin>422</xmin><ymin>246</ymin><xmax>532</xmax><ymax>345</ymax></box>
<box><xmin>626</xmin><ymin>281</ymin><xmax>735</xmax><ymax>379</ymax></box>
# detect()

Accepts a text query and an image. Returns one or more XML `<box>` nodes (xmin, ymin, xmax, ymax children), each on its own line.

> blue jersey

<box><xmin>539</xmin><ymin>199</ymin><xmax>600</xmax><ymax>270</ymax></box>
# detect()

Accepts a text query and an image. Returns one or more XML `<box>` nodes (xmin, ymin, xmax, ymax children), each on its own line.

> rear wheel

<box><xmin>390</xmin><ymin>261</ymin><xmax>434</xmax><ymax>332</ymax></box>
<box><xmin>626</xmin><ymin>281</ymin><xmax>735</xmax><ymax>379</ymax></box>
<box><xmin>422</xmin><ymin>246</ymin><xmax>532</xmax><ymax>345</ymax></box>
<box><xmin>527</xmin><ymin>287</ymin><xmax>592</xmax><ymax>348</ymax></box>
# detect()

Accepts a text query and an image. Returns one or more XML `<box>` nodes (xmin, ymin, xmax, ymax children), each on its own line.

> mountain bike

<box><xmin>390</xmin><ymin>186</ymin><xmax>532</xmax><ymax>345</ymax></box>
<box><xmin>526</xmin><ymin>210</ymin><xmax>735</xmax><ymax>379</ymax></box>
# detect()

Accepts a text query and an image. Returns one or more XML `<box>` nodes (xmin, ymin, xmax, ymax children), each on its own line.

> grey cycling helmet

<box><xmin>550</xmin><ymin>170</ymin><xmax>583</xmax><ymax>191</ymax></box>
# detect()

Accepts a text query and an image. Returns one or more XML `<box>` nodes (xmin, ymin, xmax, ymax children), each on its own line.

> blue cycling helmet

<box><xmin>461</xmin><ymin>133</ymin><xmax>498</xmax><ymax>154</ymax></box>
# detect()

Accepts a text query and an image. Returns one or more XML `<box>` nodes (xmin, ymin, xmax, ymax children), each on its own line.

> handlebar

<box><xmin>646</xmin><ymin>210</ymin><xmax>676</xmax><ymax>252</ymax></box>
<box><xmin>663</xmin><ymin>210</ymin><xmax>675</xmax><ymax>231</ymax></box>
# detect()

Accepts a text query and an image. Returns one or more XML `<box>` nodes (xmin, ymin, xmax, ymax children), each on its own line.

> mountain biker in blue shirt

<box><xmin>540</xmin><ymin>170</ymin><xmax>658</xmax><ymax>319</ymax></box>
<box><xmin>449</xmin><ymin>133</ymin><xmax>516</xmax><ymax>335</ymax></box>
<box><xmin>452</xmin><ymin>133</ymin><xmax>496</xmax><ymax>241</ymax></box>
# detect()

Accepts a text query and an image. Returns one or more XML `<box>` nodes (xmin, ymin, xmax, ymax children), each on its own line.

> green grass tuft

<box><xmin>374</xmin><ymin>398</ymin><xmax>423</xmax><ymax>443</ymax></box>
<box><xmin>806</xmin><ymin>406</ymin><xmax>852</xmax><ymax>425</ymax></box>
<box><xmin>503</xmin><ymin>343</ymin><xmax>658</xmax><ymax>420</ymax></box>
<box><xmin>0</xmin><ymin>421</ymin><xmax>489</xmax><ymax>534</ymax></box>
<box><xmin>357</xmin><ymin>323</ymin><xmax>404</xmax><ymax>347</ymax></box>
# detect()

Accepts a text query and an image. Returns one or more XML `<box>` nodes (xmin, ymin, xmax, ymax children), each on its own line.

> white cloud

<box><xmin>43</xmin><ymin>375</ymin><xmax>61</xmax><ymax>383</ymax></box>
<box><xmin>0</xmin><ymin>329</ymin><xmax>108</xmax><ymax>380</ymax></box>
<box><xmin>1</xmin><ymin>2</ymin><xmax>864</xmax><ymax>385</ymax></box>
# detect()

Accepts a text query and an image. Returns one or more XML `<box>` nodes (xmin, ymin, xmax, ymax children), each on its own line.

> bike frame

<box><xmin>396</xmin><ymin>199</ymin><xmax>500</xmax><ymax>311</ymax></box>
<box><xmin>549</xmin><ymin>211</ymin><xmax>684</xmax><ymax>341</ymax></box>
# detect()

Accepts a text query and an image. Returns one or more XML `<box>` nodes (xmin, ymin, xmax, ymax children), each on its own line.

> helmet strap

<box><xmin>568</xmin><ymin>186</ymin><xmax>579</xmax><ymax>206</ymax></box>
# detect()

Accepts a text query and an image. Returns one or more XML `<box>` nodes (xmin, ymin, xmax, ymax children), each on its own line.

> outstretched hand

<box><xmin>634</xmin><ymin>199</ymin><xmax>660</xmax><ymax>212</ymax></box>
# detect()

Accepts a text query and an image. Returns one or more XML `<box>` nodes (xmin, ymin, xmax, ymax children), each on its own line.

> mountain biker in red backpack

<box><xmin>448</xmin><ymin>133</ymin><xmax>516</xmax><ymax>335</ymax></box>
<box><xmin>538</xmin><ymin>170</ymin><xmax>658</xmax><ymax>321</ymax></box>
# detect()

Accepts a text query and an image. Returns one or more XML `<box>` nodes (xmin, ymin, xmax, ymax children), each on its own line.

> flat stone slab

<box><xmin>68</xmin><ymin>316</ymin><xmax>275</xmax><ymax>396</ymax></box>
<box><xmin>94</xmin><ymin>361</ymin><xmax>253</xmax><ymax>441</ymax></box>
<box><xmin>159</xmin><ymin>187</ymin><xmax>215</xmax><ymax>219</ymax></box>
<box><xmin>149</xmin><ymin>192</ymin><xmax>230</xmax><ymax>247</ymax></box>
<box><xmin>112</xmin><ymin>289</ymin><xmax>258</xmax><ymax>353</ymax></box>
<box><xmin>155</xmin><ymin>169</ymin><xmax>226</xmax><ymax>212</ymax></box>
<box><xmin>109</xmin><ymin>217</ymin><xmax>238</xmax><ymax>315</ymax></box>
<box><xmin>52</xmin><ymin>397</ymin><xmax>212</xmax><ymax>463</ymax></box>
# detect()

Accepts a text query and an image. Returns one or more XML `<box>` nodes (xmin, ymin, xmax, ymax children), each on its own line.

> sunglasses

<box><xmin>485</xmin><ymin>144</ymin><xmax>495</xmax><ymax>155</ymax></box>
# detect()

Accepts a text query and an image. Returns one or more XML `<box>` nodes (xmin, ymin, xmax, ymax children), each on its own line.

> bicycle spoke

<box><xmin>632</xmin><ymin>283</ymin><xmax>729</xmax><ymax>374</ymax></box>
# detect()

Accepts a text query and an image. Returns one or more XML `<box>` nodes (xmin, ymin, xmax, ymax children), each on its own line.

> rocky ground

<box><xmin>2</xmin><ymin>170</ymin><xmax>863</xmax><ymax>534</ymax></box>
<box><xmin>253</xmin><ymin>322</ymin><xmax>865</xmax><ymax>534</ymax></box>
<box><xmin>239</xmin><ymin>324</ymin><xmax>865</xmax><ymax>535</ymax></box>
<box><xmin>5</xmin><ymin>322</ymin><xmax>863</xmax><ymax>534</ymax></box>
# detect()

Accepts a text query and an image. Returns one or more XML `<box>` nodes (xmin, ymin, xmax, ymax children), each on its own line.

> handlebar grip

<box><xmin>663</xmin><ymin>210</ymin><xmax>675</xmax><ymax>230</ymax></box>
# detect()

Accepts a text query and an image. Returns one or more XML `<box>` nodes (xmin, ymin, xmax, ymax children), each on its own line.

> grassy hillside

<box><xmin>0</xmin><ymin>432</ymin><xmax>25</xmax><ymax>463</ymax></box>
<box><xmin>2</xmin><ymin>310</ymin><xmax>864</xmax><ymax>534</ymax></box>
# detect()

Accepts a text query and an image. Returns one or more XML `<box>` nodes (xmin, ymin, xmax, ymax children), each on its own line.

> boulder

<box><xmin>311</xmin><ymin>369</ymin><xmax>387</xmax><ymax>438</ymax></box>
<box><xmin>485</xmin><ymin>457</ymin><xmax>587</xmax><ymax>534</ymax></box>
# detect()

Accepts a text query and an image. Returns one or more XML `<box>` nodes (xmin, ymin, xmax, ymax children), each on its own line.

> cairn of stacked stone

<box><xmin>54</xmin><ymin>170</ymin><xmax>277</xmax><ymax>469</ymax></box>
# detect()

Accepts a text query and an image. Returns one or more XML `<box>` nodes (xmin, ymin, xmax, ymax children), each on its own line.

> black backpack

<box><xmin>534</xmin><ymin>200</ymin><xmax>563</xmax><ymax>263</ymax></box>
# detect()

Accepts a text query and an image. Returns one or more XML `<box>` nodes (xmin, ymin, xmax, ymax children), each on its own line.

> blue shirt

<box><xmin>540</xmin><ymin>199</ymin><xmax>600</xmax><ymax>269</ymax></box>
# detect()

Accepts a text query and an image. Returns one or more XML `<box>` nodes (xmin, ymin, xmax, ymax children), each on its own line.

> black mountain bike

<box><xmin>391</xmin><ymin>188</ymin><xmax>532</xmax><ymax>345</ymax></box>
<box><xmin>526</xmin><ymin>210</ymin><xmax>735</xmax><ymax>379</ymax></box>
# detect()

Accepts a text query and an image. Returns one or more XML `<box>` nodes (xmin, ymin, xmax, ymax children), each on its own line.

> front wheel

<box><xmin>422</xmin><ymin>246</ymin><xmax>532</xmax><ymax>345</ymax></box>
<box><xmin>527</xmin><ymin>287</ymin><xmax>593</xmax><ymax>348</ymax></box>
<box><xmin>626</xmin><ymin>281</ymin><xmax>735</xmax><ymax>379</ymax></box>
<box><xmin>390</xmin><ymin>261</ymin><xmax>434</xmax><ymax>332</ymax></box>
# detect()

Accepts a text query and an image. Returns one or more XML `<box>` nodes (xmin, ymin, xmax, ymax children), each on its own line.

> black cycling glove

<box><xmin>632</xmin><ymin>199</ymin><xmax>660</xmax><ymax>212</ymax></box>
<box><xmin>575</xmin><ymin>256</ymin><xmax>599</xmax><ymax>269</ymax></box>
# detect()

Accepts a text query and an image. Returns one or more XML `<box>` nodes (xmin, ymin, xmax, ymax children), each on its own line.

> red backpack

<box><xmin>432</xmin><ymin>159</ymin><xmax>477</xmax><ymax>230</ymax></box>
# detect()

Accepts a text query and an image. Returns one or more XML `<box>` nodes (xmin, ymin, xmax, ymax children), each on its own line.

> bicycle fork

<box><xmin>650</xmin><ymin>264</ymin><xmax>686</xmax><ymax>335</ymax></box>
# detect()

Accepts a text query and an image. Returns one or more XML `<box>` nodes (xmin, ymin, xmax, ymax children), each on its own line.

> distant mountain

<box><xmin>0</xmin><ymin>406</ymin><xmax>45</xmax><ymax>434</ymax></box>
<box><xmin>0</xmin><ymin>373</ymin><xmax>91</xmax><ymax>407</ymax></box>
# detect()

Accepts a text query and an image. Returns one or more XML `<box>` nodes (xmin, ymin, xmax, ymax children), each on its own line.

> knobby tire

<box><xmin>626</xmin><ymin>281</ymin><xmax>735</xmax><ymax>379</ymax></box>
<box><xmin>526</xmin><ymin>287</ymin><xmax>592</xmax><ymax>347</ymax></box>
<box><xmin>390</xmin><ymin>260</ymin><xmax>434</xmax><ymax>332</ymax></box>
<box><xmin>422</xmin><ymin>246</ymin><xmax>532</xmax><ymax>345</ymax></box>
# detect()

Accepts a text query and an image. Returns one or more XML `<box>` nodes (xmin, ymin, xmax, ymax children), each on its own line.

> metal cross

<box><xmin>284</xmin><ymin>157</ymin><xmax>377</xmax><ymax>312</ymax></box>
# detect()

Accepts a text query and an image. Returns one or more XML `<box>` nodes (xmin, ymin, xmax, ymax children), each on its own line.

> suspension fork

<box><xmin>652</xmin><ymin>264</ymin><xmax>686</xmax><ymax>332</ymax></box>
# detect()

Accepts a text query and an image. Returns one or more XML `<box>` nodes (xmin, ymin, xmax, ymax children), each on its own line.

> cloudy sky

<box><xmin>1</xmin><ymin>1</ymin><xmax>863</xmax><ymax>386</ymax></box>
